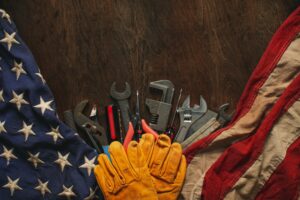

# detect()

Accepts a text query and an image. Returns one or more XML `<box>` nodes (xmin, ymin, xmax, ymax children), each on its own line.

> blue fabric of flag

<box><xmin>0</xmin><ymin>9</ymin><xmax>102</xmax><ymax>200</ymax></box>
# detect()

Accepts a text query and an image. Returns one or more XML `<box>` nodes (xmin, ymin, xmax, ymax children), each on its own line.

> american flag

<box><xmin>0</xmin><ymin>9</ymin><xmax>101</xmax><ymax>200</ymax></box>
<box><xmin>182</xmin><ymin>6</ymin><xmax>300</xmax><ymax>200</ymax></box>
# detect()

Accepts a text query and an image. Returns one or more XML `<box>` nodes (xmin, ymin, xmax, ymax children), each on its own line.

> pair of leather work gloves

<box><xmin>94</xmin><ymin>133</ymin><xmax>187</xmax><ymax>200</ymax></box>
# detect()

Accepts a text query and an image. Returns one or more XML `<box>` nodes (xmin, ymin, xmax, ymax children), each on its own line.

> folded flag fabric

<box><xmin>0</xmin><ymin>9</ymin><xmax>101</xmax><ymax>200</ymax></box>
<box><xmin>181</xmin><ymin>6</ymin><xmax>300</xmax><ymax>200</ymax></box>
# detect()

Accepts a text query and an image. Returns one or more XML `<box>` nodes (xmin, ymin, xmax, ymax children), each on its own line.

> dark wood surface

<box><xmin>0</xmin><ymin>1</ymin><xmax>298</xmax><ymax>129</ymax></box>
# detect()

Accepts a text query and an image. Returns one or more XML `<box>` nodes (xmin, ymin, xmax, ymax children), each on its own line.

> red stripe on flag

<box><xmin>201</xmin><ymin>73</ymin><xmax>300</xmax><ymax>199</ymax></box>
<box><xmin>255</xmin><ymin>124</ymin><xmax>300</xmax><ymax>199</ymax></box>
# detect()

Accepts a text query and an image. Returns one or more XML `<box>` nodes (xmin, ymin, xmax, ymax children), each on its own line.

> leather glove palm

<box><xmin>94</xmin><ymin>141</ymin><xmax>158</xmax><ymax>200</ymax></box>
<box><xmin>140</xmin><ymin>134</ymin><xmax>187</xmax><ymax>200</ymax></box>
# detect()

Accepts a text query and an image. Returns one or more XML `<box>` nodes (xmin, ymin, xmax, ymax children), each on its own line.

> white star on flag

<box><xmin>35</xmin><ymin>179</ymin><xmax>51</xmax><ymax>197</ymax></box>
<box><xmin>0</xmin><ymin>146</ymin><xmax>17</xmax><ymax>165</ymax></box>
<box><xmin>11</xmin><ymin>60</ymin><xmax>27</xmax><ymax>80</ymax></box>
<box><xmin>54</xmin><ymin>152</ymin><xmax>72</xmax><ymax>172</ymax></box>
<box><xmin>0</xmin><ymin>9</ymin><xmax>12</xmax><ymax>23</ymax></box>
<box><xmin>9</xmin><ymin>91</ymin><xmax>29</xmax><ymax>110</ymax></box>
<box><xmin>46</xmin><ymin>126</ymin><xmax>64</xmax><ymax>143</ymax></box>
<box><xmin>84</xmin><ymin>187</ymin><xmax>98</xmax><ymax>200</ymax></box>
<box><xmin>18</xmin><ymin>121</ymin><xmax>36</xmax><ymax>141</ymax></box>
<box><xmin>0</xmin><ymin>90</ymin><xmax>4</xmax><ymax>102</ymax></box>
<box><xmin>0</xmin><ymin>120</ymin><xmax>7</xmax><ymax>133</ymax></box>
<box><xmin>58</xmin><ymin>185</ymin><xmax>76</xmax><ymax>200</ymax></box>
<box><xmin>34</xmin><ymin>96</ymin><xmax>53</xmax><ymax>115</ymax></box>
<box><xmin>0</xmin><ymin>31</ymin><xmax>19</xmax><ymax>51</ymax></box>
<box><xmin>2</xmin><ymin>176</ymin><xmax>23</xmax><ymax>196</ymax></box>
<box><xmin>27</xmin><ymin>152</ymin><xmax>44</xmax><ymax>168</ymax></box>
<box><xmin>35</xmin><ymin>69</ymin><xmax>46</xmax><ymax>84</ymax></box>
<box><xmin>79</xmin><ymin>156</ymin><xmax>96</xmax><ymax>176</ymax></box>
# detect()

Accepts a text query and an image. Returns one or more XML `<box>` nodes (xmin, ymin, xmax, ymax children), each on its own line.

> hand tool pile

<box><xmin>62</xmin><ymin>80</ymin><xmax>232</xmax><ymax>153</ymax></box>
<box><xmin>61</xmin><ymin>80</ymin><xmax>232</xmax><ymax>199</ymax></box>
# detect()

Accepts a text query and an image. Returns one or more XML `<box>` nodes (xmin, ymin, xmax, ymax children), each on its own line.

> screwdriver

<box><xmin>166</xmin><ymin>88</ymin><xmax>182</xmax><ymax>141</ymax></box>
<box><xmin>135</xmin><ymin>90</ymin><xmax>143</xmax><ymax>140</ymax></box>
<box><xmin>117</xmin><ymin>108</ymin><xmax>124</xmax><ymax>143</ymax></box>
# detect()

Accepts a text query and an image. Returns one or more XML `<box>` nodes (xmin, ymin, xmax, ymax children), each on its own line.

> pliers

<box><xmin>73</xmin><ymin>100</ymin><xmax>109</xmax><ymax>155</ymax></box>
<box><xmin>123</xmin><ymin>119</ymin><xmax>159</xmax><ymax>150</ymax></box>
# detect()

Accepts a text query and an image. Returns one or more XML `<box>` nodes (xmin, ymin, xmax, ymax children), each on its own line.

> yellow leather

<box><xmin>94</xmin><ymin>141</ymin><xmax>158</xmax><ymax>200</ymax></box>
<box><xmin>140</xmin><ymin>134</ymin><xmax>187</xmax><ymax>200</ymax></box>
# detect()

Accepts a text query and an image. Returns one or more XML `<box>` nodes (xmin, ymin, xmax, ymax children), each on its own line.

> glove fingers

<box><xmin>174</xmin><ymin>155</ymin><xmax>187</xmax><ymax>185</ymax></box>
<box><xmin>127</xmin><ymin>141</ymin><xmax>147</xmax><ymax>173</ymax></box>
<box><xmin>94</xmin><ymin>165</ymin><xmax>109</xmax><ymax>195</ymax></box>
<box><xmin>150</xmin><ymin>134</ymin><xmax>171</xmax><ymax>176</ymax></box>
<box><xmin>95</xmin><ymin>154</ymin><xmax>118</xmax><ymax>193</ymax></box>
<box><xmin>109</xmin><ymin>141</ymin><xmax>135</xmax><ymax>183</ymax></box>
<box><xmin>139</xmin><ymin>133</ymin><xmax>155</xmax><ymax>164</ymax></box>
<box><xmin>161</xmin><ymin>142</ymin><xmax>183</xmax><ymax>183</ymax></box>
<box><xmin>156</xmin><ymin>156</ymin><xmax>187</xmax><ymax>200</ymax></box>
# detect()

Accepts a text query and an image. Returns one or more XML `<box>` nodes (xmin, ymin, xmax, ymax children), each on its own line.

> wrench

<box><xmin>217</xmin><ymin>103</ymin><xmax>232</xmax><ymax>127</ymax></box>
<box><xmin>145</xmin><ymin>80</ymin><xmax>175</xmax><ymax>132</ymax></box>
<box><xmin>110</xmin><ymin>82</ymin><xmax>131</xmax><ymax>133</ymax></box>
<box><xmin>174</xmin><ymin>95</ymin><xmax>207</xmax><ymax>143</ymax></box>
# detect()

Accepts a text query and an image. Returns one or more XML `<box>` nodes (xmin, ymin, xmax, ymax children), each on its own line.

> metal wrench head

<box><xmin>110</xmin><ymin>82</ymin><xmax>131</xmax><ymax>100</ymax></box>
<box><xmin>149</xmin><ymin>80</ymin><xmax>174</xmax><ymax>103</ymax></box>
<box><xmin>73</xmin><ymin>100</ymin><xmax>108</xmax><ymax>145</ymax></box>
<box><xmin>199</xmin><ymin>95</ymin><xmax>207</xmax><ymax>113</ymax></box>
<box><xmin>180</xmin><ymin>95</ymin><xmax>190</xmax><ymax>109</ymax></box>
<box><xmin>174</xmin><ymin>95</ymin><xmax>208</xmax><ymax>143</ymax></box>
<box><xmin>178</xmin><ymin>95</ymin><xmax>207</xmax><ymax>114</ymax></box>
<box><xmin>217</xmin><ymin>103</ymin><xmax>232</xmax><ymax>123</ymax></box>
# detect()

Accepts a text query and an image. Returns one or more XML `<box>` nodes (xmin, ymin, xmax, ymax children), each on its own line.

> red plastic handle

<box><xmin>141</xmin><ymin>119</ymin><xmax>159</xmax><ymax>139</ymax></box>
<box><xmin>107</xmin><ymin>105</ymin><xmax>116</xmax><ymax>140</ymax></box>
<box><xmin>123</xmin><ymin>119</ymin><xmax>159</xmax><ymax>150</ymax></box>
<box><xmin>123</xmin><ymin>122</ymin><xmax>134</xmax><ymax>150</ymax></box>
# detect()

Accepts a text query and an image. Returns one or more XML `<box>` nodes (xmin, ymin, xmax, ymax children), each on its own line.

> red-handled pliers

<box><xmin>123</xmin><ymin>119</ymin><xmax>159</xmax><ymax>150</ymax></box>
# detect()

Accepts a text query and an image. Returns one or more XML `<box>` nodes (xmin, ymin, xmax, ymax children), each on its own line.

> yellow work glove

<box><xmin>94</xmin><ymin>141</ymin><xmax>158</xmax><ymax>200</ymax></box>
<box><xmin>140</xmin><ymin>134</ymin><xmax>187</xmax><ymax>200</ymax></box>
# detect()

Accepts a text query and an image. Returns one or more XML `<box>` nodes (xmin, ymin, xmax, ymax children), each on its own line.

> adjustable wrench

<box><xmin>187</xmin><ymin>103</ymin><xmax>232</xmax><ymax>136</ymax></box>
<box><xmin>174</xmin><ymin>95</ymin><xmax>207</xmax><ymax>143</ymax></box>
<box><xmin>110</xmin><ymin>82</ymin><xmax>131</xmax><ymax>133</ymax></box>
<box><xmin>181</xmin><ymin>103</ymin><xmax>232</xmax><ymax>149</ymax></box>
<box><xmin>185</xmin><ymin>109</ymin><xmax>218</xmax><ymax>139</ymax></box>
<box><xmin>145</xmin><ymin>80</ymin><xmax>174</xmax><ymax>132</ymax></box>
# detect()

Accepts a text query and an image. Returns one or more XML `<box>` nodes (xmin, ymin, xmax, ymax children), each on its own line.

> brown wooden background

<box><xmin>0</xmin><ymin>1</ymin><xmax>298</xmax><ymax>130</ymax></box>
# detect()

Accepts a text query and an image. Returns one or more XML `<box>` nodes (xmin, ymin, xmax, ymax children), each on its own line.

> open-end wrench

<box><xmin>110</xmin><ymin>82</ymin><xmax>131</xmax><ymax>133</ymax></box>
<box><xmin>217</xmin><ymin>103</ymin><xmax>232</xmax><ymax>127</ymax></box>
<box><xmin>73</xmin><ymin>100</ymin><xmax>109</xmax><ymax>154</ymax></box>
<box><xmin>174</xmin><ymin>95</ymin><xmax>207</xmax><ymax>143</ymax></box>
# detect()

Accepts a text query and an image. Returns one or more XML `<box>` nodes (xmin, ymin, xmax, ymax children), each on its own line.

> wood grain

<box><xmin>0</xmin><ymin>0</ymin><xmax>298</xmax><ymax>130</ymax></box>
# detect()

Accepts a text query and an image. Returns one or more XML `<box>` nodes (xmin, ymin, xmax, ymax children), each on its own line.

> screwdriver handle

<box><xmin>107</xmin><ymin>105</ymin><xmax>117</xmax><ymax>140</ymax></box>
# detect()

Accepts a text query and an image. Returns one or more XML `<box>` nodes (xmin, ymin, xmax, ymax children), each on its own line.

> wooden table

<box><xmin>0</xmin><ymin>0</ymin><xmax>297</xmax><ymax>129</ymax></box>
